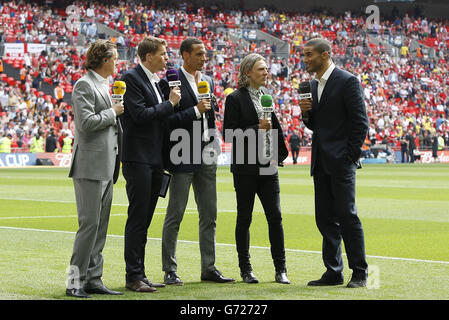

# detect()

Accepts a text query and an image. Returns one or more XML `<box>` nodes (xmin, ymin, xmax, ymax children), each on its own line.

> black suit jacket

<box><xmin>159</xmin><ymin>70</ymin><xmax>217</xmax><ymax>172</ymax></box>
<box><xmin>223</xmin><ymin>87</ymin><xmax>288</xmax><ymax>175</ymax></box>
<box><xmin>303</xmin><ymin>67</ymin><xmax>369</xmax><ymax>176</ymax></box>
<box><xmin>120</xmin><ymin>64</ymin><xmax>174</xmax><ymax>166</ymax></box>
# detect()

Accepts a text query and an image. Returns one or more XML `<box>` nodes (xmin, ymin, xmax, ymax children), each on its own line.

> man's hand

<box><xmin>299</xmin><ymin>98</ymin><xmax>312</xmax><ymax>116</ymax></box>
<box><xmin>197</xmin><ymin>99</ymin><xmax>211</xmax><ymax>114</ymax></box>
<box><xmin>259</xmin><ymin>119</ymin><xmax>271</xmax><ymax>130</ymax></box>
<box><xmin>169</xmin><ymin>86</ymin><xmax>181</xmax><ymax>106</ymax></box>
<box><xmin>112</xmin><ymin>100</ymin><xmax>124</xmax><ymax>116</ymax></box>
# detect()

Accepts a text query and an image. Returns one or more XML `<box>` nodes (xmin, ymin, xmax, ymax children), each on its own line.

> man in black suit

<box><xmin>289</xmin><ymin>130</ymin><xmax>301</xmax><ymax>164</ymax></box>
<box><xmin>120</xmin><ymin>36</ymin><xmax>181</xmax><ymax>292</ymax></box>
<box><xmin>223</xmin><ymin>53</ymin><xmax>290</xmax><ymax>284</ymax></box>
<box><xmin>299</xmin><ymin>38</ymin><xmax>369</xmax><ymax>288</ymax></box>
<box><xmin>159</xmin><ymin>37</ymin><xmax>234</xmax><ymax>285</ymax></box>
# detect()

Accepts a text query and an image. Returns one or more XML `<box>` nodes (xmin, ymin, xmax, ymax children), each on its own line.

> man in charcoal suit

<box><xmin>120</xmin><ymin>36</ymin><xmax>181</xmax><ymax>292</ymax></box>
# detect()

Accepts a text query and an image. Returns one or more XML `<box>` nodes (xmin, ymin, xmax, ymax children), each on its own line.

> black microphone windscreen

<box><xmin>299</xmin><ymin>81</ymin><xmax>311</xmax><ymax>93</ymax></box>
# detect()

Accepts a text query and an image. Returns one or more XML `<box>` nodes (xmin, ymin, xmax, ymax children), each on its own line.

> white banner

<box><xmin>3</xmin><ymin>43</ymin><xmax>24</xmax><ymax>57</ymax></box>
<box><xmin>27</xmin><ymin>43</ymin><xmax>46</xmax><ymax>54</ymax></box>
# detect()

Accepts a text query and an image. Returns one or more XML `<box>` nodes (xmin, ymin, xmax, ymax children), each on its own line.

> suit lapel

<box><xmin>136</xmin><ymin>64</ymin><xmax>159</xmax><ymax>103</ymax></box>
<box><xmin>317</xmin><ymin>68</ymin><xmax>339</xmax><ymax>110</ymax></box>
<box><xmin>179</xmin><ymin>69</ymin><xmax>198</xmax><ymax>105</ymax></box>
<box><xmin>241</xmin><ymin>88</ymin><xmax>260</xmax><ymax>122</ymax></box>
<box><xmin>88</xmin><ymin>71</ymin><xmax>112</xmax><ymax>109</ymax></box>
<box><xmin>311</xmin><ymin>79</ymin><xmax>319</xmax><ymax>112</ymax></box>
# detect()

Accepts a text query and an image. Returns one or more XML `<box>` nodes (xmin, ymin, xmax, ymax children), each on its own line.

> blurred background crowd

<box><xmin>0</xmin><ymin>0</ymin><xmax>447</xmax><ymax>163</ymax></box>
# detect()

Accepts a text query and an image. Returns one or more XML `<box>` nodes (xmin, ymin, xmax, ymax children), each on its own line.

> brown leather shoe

<box><xmin>126</xmin><ymin>280</ymin><xmax>157</xmax><ymax>292</ymax></box>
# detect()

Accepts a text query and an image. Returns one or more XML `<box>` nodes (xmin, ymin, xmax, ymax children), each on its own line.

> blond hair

<box><xmin>238</xmin><ymin>53</ymin><xmax>265</xmax><ymax>88</ymax></box>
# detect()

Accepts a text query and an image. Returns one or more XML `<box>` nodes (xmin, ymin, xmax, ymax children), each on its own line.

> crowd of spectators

<box><xmin>0</xmin><ymin>0</ymin><xmax>448</xmax><ymax>161</ymax></box>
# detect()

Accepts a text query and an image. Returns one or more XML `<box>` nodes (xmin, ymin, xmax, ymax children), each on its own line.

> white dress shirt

<box><xmin>91</xmin><ymin>70</ymin><xmax>115</xmax><ymax>116</ymax></box>
<box><xmin>316</xmin><ymin>62</ymin><xmax>335</xmax><ymax>102</ymax></box>
<box><xmin>139</xmin><ymin>62</ymin><xmax>162</xmax><ymax>104</ymax></box>
<box><xmin>180</xmin><ymin>66</ymin><xmax>209</xmax><ymax>141</ymax></box>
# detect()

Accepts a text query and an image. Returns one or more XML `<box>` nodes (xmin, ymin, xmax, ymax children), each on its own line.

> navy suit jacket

<box><xmin>159</xmin><ymin>69</ymin><xmax>217</xmax><ymax>172</ymax></box>
<box><xmin>303</xmin><ymin>67</ymin><xmax>369</xmax><ymax>176</ymax></box>
<box><xmin>120</xmin><ymin>64</ymin><xmax>174</xmax><ymax>166</ymax></box>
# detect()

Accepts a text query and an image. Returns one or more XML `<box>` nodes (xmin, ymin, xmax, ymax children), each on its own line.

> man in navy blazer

<box><xmin>299</xmin><ymin>38</ymin><xmax>369</xmax><ymax>288</ymax></box>
<box><xmin>120</xmin><ymin>36</ymin><xmax>181</xmax><ymax>292</ymax></box>
<box><xmin>159</xmin><ymin>37</ymin><xmax>234</xmax><ymax>285</ymax></box>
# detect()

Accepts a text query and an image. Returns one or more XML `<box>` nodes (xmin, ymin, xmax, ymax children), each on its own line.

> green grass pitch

<box><xmin>0</xmin><ymin>164</ymin><xmax>448</xmax><ymax>300</ymax></box>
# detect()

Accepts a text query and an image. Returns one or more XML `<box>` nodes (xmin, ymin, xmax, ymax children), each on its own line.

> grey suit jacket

<box><xmin>69</xmin><ymin>70</ymin><xmax>120</xmax><ymax>182</ymax></box>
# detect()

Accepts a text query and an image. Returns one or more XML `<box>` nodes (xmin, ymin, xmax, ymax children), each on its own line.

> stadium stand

<box><xmin>0</xmin><ymin>0</ymin><xmax>447</xmax><ymax>161</ymax></box>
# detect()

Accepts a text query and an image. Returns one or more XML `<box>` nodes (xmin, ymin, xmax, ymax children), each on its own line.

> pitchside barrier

<box><xmin>0</xmin><ymin>150</ymin><xmax>448</xmax><ymax>168</ymax></box>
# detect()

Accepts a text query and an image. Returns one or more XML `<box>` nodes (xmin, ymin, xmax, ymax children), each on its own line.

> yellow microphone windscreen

<box><xmin>113</xmin><ymin>81</ymin><xmax>126</xmax><ymax>95</ymax></box>
<box><xmin>197</xmin><ymin>81</ymin><xmax>210</xmax><ymax>94</ymax></box>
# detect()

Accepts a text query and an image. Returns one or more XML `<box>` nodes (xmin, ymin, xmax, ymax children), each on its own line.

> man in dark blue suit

<box><xmin>159</xmin><ymin>37</ymin><xmax>234</xmax><ymax>285</ymax></box>
<box><xmin>299</xmin><ymin>38</ymin><xmax>369</xmax><ymax>288</ymax></box>
<box><xmin>120</xmin><ymin>36</ymin><xmax>181</xmax><ymax>292</ymax></box>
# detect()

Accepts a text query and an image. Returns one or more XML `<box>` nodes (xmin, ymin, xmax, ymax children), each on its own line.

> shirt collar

<box><xmin>316</xmin><ymin>62</ymin><xmax>335</xmax><ymax>83</ymax></box>
<box><xmin>181</xmin><ymin>66</ymin><xmax>199</xmax><ymax>83</ymax></box>
<box><xmin>247</xmin><ymin>86</ymin><xmax>262</xmax><ymax>96</ymax></box>
<box><xmin>91</xmin><ymin>70</ymin><xmax>109</xmax><ymax>86</ymax></box>
<box><xmin>140</xmin><ymin>62</ymin><xmax>160</xmax><ymax>83</ymax></box>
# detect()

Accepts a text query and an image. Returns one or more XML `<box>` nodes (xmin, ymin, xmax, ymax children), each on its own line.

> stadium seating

<box><xmin>0</xmin><ymin>1</ymin><xmax>447</xmax><ymax>155</ymax></box>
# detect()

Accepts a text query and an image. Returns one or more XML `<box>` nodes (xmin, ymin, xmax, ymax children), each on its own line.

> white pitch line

<box><xmin>0</xmin><ymin>197</ymin><xmax>237</xmax><ymax>213</ymax></box>
<box><xmin>0</xmin><ymin>225</ymin><xmax>448</xmax><ymax>265</ymax></box>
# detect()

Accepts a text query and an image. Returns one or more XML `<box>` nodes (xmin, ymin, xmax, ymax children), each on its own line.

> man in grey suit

<box><xmin>66</xmin><ymin>40</ymin><xmax>124</xmax><ymax>298</ymax></box>
<box><xmin>159</xmin><ymin>38</ymin><xmax>234</xmax><ymax>285</ymax></box>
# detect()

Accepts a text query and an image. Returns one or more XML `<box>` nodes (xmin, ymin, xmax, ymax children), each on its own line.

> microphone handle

<box><xmin>262</xmin><ymin>111</ymin><xmax>271</xmax><ymax>120</ymax></box>
<box><xmin>302</xmin><ymin>110</ymin><xmax>309</xmax><ymax>122</ymax></box>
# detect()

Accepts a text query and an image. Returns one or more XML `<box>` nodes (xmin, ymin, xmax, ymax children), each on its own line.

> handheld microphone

<box><xmin>261</xmin><ymin>94</ymin><xmax>274</xmax><ymax>120</ymax></box>
<box><xmin>260</xmin><ymin>94</ymin><xmax>273</xmax><ymax>158</ymax></box>
<box><xmin>112</xmin><ymin>81</ymin><xmax>126</xmax><ymax>102</ymax></box>
<box><xmin>299</xmin><ymin>81</ymin><xmax>312</xmax><ymax>121</ymax></box>
<box><xmin>166</xmin><ymin>69</ymin><xmax>181</xmax><ymax>87</ymax></box>
<box><xmin>198</xmin><ymin>80</ymin><xmax>211</xmax><ymax>119</ymax></box>
<box><xmin>197</xmin><ymin>81</ymin><xmax>210</xmax><ymax>99</ymax></box>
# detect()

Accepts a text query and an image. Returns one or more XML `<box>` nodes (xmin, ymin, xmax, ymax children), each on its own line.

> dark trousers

<box><xmin>313</xmin><ymin>160</ymin><xmax>368</xmax><ymax>279</ymax></box>
<box><xmin>401</xmin><ymin>149</ymin><xmax>408</xmax><ymax>163</ymax></box>
<box><xmin>291</xmin><ymin>147</ymin><xmax>300</xmax><ymax>164</ymax></box>
<box><xmin>232</xmin><ymin>172</ymin><xmax>286</xmax><ymax>273</ymax></box>
<box><xmin>123</xmin><ymin>162</ymin><xmax>162</xmax><ymax>283</ymax></box>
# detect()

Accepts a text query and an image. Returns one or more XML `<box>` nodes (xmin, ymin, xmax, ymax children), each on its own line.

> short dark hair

<box><xmin>179</xmin><ymin>37</ymin><xmax>204</xmax><ymax>57</ymax></box>
<box><xmin>85</xmin><ymin>40</ymin><xmax>117</xmax><ymax>71</ymax></box>
<box><xmin>304</xmin><ymin>38</ymin><xmax>332</xmax><ymax>55</ymax></box>
<box><xmin>137</xmin><ymin>36</ymin><xmax>167</xmax><ymax>62</ymax></box>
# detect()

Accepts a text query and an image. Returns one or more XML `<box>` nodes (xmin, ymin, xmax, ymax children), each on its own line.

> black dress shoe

<box><xmin>143</xmin><ymin>277</ymin><xmax>166</xmax><ymax>288</ymax></box>
<box><xmin>66</xmin><ymin>288</ymin><xmax>91</xmax><ymax>298</ymax></box>
<box><xmin>201</xmin><ymin>269</ymin><xmax>235</xmax><ymax>283</ymax></box>
<box><xmin>241</xmin><ymin>271</ymin><xmax>259</xmax><ymax>284</ymax></box>
<box><xmin>347</xmin><ymin>275</ymin><xmax>367</xmax><ymax>288</ymax></box>
<box><xmin>275</xmin><ymin>272</ymin><xmax>290</xmax><ymax>284</ymax></box>
<box><xmin>84</xmin><ymin>285</ymin><xmax>123</xmax><ymax>295</ymax></box>
<box><xmin>307</xmin><ymin>274</ymin><xmax>344</xmax><ymax>286</ymax></box>
<box><xmin>164</xmin><ymin>272</ymin><xmax>183</xmax><ymax>286</ymax></box>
